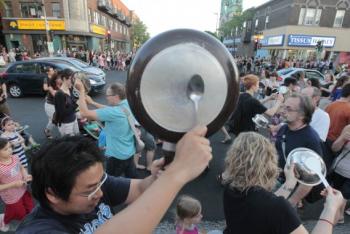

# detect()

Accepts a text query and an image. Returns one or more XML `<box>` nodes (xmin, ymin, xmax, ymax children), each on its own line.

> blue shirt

<box><xmin>96</xmin><ymin>100</ymin><xmax>135</xmax><ymax>159</ymax></box>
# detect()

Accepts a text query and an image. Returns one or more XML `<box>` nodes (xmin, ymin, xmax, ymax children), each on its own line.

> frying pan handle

<box><xmin>162</xmin><ymin>142</ymin><xmax>176</xmax><ymax>167</ymax></box>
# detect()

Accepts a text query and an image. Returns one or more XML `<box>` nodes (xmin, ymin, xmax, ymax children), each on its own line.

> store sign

<box><xmin>260</xmin><ymin>35</ymin><xmax>284</xmax><ymax>46</ymax></box>
<box><xmin>9</xmin><ymin>20</ymin><xmax>65</xmax><ymax>30</ymax></box>
<box><xmin>288</xmin><ymin>35</ymin><xmax>336</xmax><ymax>48</ymax></box>
<box><xmin>91</xmin><ymin>24</ymin><xmax>106</xmax><ymax>35</ymax></box>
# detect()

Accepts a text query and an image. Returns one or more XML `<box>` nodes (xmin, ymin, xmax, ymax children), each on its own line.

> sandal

<box><xmin>44</xmin><ymin>129</ymin><xmax>53</xmax><ymax>139</ymax></box>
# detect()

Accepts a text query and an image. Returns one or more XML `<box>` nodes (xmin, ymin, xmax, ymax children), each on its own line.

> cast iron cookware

<box><xmin>127</xmin><ymin>29</ymin><xmax>239</xmax><ymax>143</ymax></box>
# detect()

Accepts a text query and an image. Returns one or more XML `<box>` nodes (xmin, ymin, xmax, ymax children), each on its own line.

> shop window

<box><xmin>334</xmin><ymin>10</ymin><xmax>345</xmax><ymax>27</ymax></box>
<box><xmin>4</xmin><ymin>1</ymin><xmax>13</xmax><ymax>17</ymax></box>
<box><xmin>298</xmin><ymin>8</ymin><xmax>322</xmax><ymax>26</ymax></box>
<box><xmin>52</xmin><ymin>3</ymin><xmax>61</xmax><ymax>18</ymax></box>
<box><xmin>21</xmin><ymin>2</ymin><xmax>43</xmax><ymax>18</ymax></box>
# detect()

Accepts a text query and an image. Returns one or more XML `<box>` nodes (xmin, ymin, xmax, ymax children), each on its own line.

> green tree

<box><xmin>130</xmin><ymin>19</ymin><xmax>150</xmax><ymax>50</ymax></box>
<box><xmin>204</xmin><ymin>31</ymin><xmax>219</xmax><ymax>40</ymax></box>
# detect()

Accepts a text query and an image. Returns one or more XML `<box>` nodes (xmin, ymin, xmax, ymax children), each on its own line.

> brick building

<box><xmin>250</xmin><ymin>0</ymin><xmax>350</xmax><ymax>61</ymax></box>
<box><xmin>0</xmin><ymin>0</ymin><xmax>132</xmax><ymax>55</ymax></box>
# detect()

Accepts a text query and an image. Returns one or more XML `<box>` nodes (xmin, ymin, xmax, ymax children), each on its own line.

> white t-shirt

<box><xmin>310</xmin><ymin>107</ymin><xmax>330</xmax><ymax>142</ymax></box>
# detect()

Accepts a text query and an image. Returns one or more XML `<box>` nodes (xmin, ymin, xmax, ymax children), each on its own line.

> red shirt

<box><xmin>0</xmin><ymin>156</ymin><xmax>26</xmax><ymax>204</ymax></box>
<box><xmin>325</xmin><ymin>101</ymin><xmax>350</xmax><ymax>141</ymax></box>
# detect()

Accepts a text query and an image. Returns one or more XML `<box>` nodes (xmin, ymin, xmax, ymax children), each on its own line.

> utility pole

<box><xmin>42</xmin><ymin>0</ymin><xmax>53</xmax><ymax>56</ymax></box>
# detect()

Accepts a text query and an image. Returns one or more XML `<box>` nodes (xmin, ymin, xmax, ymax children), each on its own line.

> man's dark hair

<box><xmin>290</xmin><ymin>94</ymin><xmax>315</xmax><ymax>124</ymax></box>
<box><xmin>30</xmin><ymin>136</ymin><xmax>104</xmax><ymax>209</ymax></box>
<box><xmin>307</xmin><ymin>78</ymin><xmax>321</xmax><ymax>89</ymax></box>
<box><xmin>342</xmin><ymin>83</ymin><xmax>350</xmax><ymax>98</ymax></box>
<box><xmin>57</xmin><ymin>68</ymin><xmax>74</xmax><ymax>81</ymax></box>
<box><xmin>284</xmin><ymin>77</ymin><xmax>297</xmax><ymax>87</ymax></box>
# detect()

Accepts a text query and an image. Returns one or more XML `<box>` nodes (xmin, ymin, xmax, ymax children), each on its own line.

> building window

<box><xmin>334</xmin><ymin>10</ymin><xmax>345</xmax><ymax>27</ymax></box>
<box><xmin>21</xmin><ymin>2</ymin><xmax>43</xmax><ymax>18</ymax></box>
<box><xmin>115</xmin><ymin>22</ymin><xmax>118</xmax><ymax>32</ymax></box>
<box><xmin>298</xmin><ymin>8</ymin><xmax>322</xmax><ymax>26</ymax></box>
<box><xmin>265</xmin><ymin>16</ymin><xmax>269</xmax><ymax>29</ymax></box>
<box><xmin>94</xmin><ymin>12</ymin><xmax>99</xmax><ymax>24</ymax></box>
<box><xmin>4</xmin><ymin>1</ymin><xmax>13</xmax><ymax>17</ymax></box>
<box><xmin>87</xmin><ymin>9</ymin><xmax>91</xmax><ymax>23</ymax></box>
<box><xmin>109</xmin><ymin>20</ymin><xmax>113</xmax><ymax>30</ymax></box>
<box><xmin>101</xmin><ymin>15</ymin><xmax>106</xmax><ymax>26</ymax></box>
<box><xmin>52</xmin><ymin>3</ymin><xmax>60</xmax><ymax>18</ymax></box>
<box><xmin>255</xmin><ymin>19</ymin><xmax>259</xmax><ymax>27</ymax></box>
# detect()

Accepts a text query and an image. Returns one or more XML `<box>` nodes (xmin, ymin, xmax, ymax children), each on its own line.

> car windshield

<box><xmin>277</xmin><ymin>68</ymin><xmax>294</xmax><ymax>76</ymax></box>
<box><xmin>70</xmin><ymin>59</ymin><xmax>89</xmax><ymax>68</ymax></box>
<box><xmin>56</xmin><ymin>63</ymin><xmax>79</xmax><ymax>72</ymax></box>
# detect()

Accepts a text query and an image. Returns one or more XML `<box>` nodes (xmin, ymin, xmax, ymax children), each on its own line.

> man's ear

<box><xmin>46</xmin><ymin>188</ymin><xmax>61</xmax><ymax>205</ymax></box>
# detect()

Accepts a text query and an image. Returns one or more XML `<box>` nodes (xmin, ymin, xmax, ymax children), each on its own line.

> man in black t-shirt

<box><xmin>275</xmin><ymin>94</ymin><xmax>324</xmax><ymax>206</ymax></box>
<box><xmin>17</xmin><ymin>127</ymin><xmax>212</xmax><ymax>233</ymax></box>
<box><xmin>228</xmin><ymin>74</ymin><xmax>283</xmax><ymax>136</ymax></box>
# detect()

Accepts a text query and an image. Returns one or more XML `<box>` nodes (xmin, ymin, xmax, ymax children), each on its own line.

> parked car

<box><xmin>36</xmin><ymin>57</ymin><xmax>106</xmax><ymax>80</ymax></box>
<box><xmin>277</xmin><ymin>68</ymin><xmax>325</xmax><ymax>84</ymax></box>
<box><xmin>0</xmin><ymin>60</ymin><xmax>105</xmax><ymax>98</ymax></box>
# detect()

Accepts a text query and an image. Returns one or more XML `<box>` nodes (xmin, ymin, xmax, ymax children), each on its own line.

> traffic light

<box><xmin>254</xmin><ymin>39</ymin><xmax>258</xmax><ymax>51</ymax></box>
<box><xmin>106</xmin><ymin>30</ymin><xmax>111</xmax><ymax>43</ymax></box>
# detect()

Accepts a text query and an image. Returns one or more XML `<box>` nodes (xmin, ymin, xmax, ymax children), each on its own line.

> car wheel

<box><xmin>9</xmin><ymin>84</ymin><xmax>23</xmax><ymax>98</ymax></box>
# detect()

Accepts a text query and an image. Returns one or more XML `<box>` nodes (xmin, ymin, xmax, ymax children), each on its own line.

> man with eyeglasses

<box><xmin>274</xmin><ymin>94</ymin><xmax>324</xmax><ymax>207</ymax></box>
<box><xmin>17</xmin><ymin>126</ymin><xmax>212</xmax><ymax>233</ymax></box>
<box><xmin>76</xmin><ymin>81</ymin><xmax>138</xmax><ymax>178</ymax></box>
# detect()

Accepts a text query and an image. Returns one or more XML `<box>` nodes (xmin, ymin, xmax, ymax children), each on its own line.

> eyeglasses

<box><xmin>77</xmin><ymin>173</ymin><xmax>107</xmax><ymax>200</ymax></box>
<box><xmin>282</xmin><ymin>105</ymin><xmax>299</xmax><ymax>112</ymax></box>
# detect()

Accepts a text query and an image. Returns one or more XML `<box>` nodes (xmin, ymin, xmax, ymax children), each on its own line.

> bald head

<box><xmin>301</xmin><ymin>87</ymin><xmax>321</xmax><ymax>107</ymax></box>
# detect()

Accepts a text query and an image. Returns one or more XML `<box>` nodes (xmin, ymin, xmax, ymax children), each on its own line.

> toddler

<box><xmin>0</xmin><ymin>137</ymin><xmax>33</xmax><ymax>231</ymax></box>
<box><xmin>1</xmin><ymin>117</ymin><xmax>28</xmax><ymax>168</ymax></box>
<box><xmin>176</xmin><ymin>195</ymin><xmax>203</xmax><ymax>234</ymax></box>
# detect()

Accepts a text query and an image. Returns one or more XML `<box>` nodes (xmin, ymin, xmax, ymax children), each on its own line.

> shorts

<box><xmin>140</xmin><ymin>127</ymin><xmax>156</xmax><ymax>151</ymax></box>
<box><xmin>329</xmin><ymin>172</ymin><xmax>350</xmax><ymax>200</ymax></box>
<box><xmin>4</xmin><ymin>191</ymin><xmax>34</xmax><ymax>224</ymax></box>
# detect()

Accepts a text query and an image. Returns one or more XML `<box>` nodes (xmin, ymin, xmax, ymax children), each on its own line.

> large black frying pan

<box><xmin>127</xmin><ymin>29</ymin><xmax>239</xmax><ymax>144</ymax></box>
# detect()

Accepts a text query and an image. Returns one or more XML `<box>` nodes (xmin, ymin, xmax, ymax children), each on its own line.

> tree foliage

<box><xmin>130</xmin><ymin>19</ymin><xmax>150</xmax><ymax>50</ymax></box>
<box><xmin>205</xmin><ymin>31</ymin><xmax>219</xmax><ymax>40</ymax></box>
<box><xmin>219</xmin><ymin>8</ymin><xmax>255</xmax><ymax>37</ymax></box>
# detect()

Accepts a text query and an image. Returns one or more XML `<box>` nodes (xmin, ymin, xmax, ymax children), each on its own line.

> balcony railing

<box><xmin>98</xmin><ymin>0</ymin><xmax>112</xmax><ymax>12</ymax></box>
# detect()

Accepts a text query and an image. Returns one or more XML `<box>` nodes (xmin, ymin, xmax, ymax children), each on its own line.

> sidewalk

<box><xmin>154</xmin><ymin>219</ymin><xmax>350</xmax><ymax>234</ymax></box>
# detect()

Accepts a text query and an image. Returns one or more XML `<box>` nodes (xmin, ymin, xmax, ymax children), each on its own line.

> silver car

<box><xmin>277</xmin><ymin>68</ymin><xmax>325</xmax><ymax>84</ymax></box>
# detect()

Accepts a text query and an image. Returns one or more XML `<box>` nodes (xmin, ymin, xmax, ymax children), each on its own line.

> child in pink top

<box><xmin>175</xmin><ymin>195</ymin><xmax>203</xmax><ymax>234</ymax></box>
<box><xmin>0</xmin><ymin>137</ymin><xmax>33</xmax><ymax>231</ymax></box>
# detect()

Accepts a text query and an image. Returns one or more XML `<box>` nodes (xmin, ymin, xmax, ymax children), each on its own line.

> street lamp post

<box><xmin>214</xmin><ymin>12</ymin><xmax>219</xmax><ymax>37</ymax></box>
<box><xmin>41</xmin><ymin>0</ymin><xmax>53</xmax><ymax>56</ymax></box>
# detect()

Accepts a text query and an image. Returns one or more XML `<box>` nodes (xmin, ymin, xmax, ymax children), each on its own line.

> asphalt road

<box><xmin>3</xmin><ymin>70</ymin><xmax>350</xmax><ymax>233</ymax></box>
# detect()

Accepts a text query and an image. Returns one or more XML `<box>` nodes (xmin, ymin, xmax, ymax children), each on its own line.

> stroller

<box><xmin>78</xmin><ymin>118</ymin><xmax>104</xmax><ymax>140</ymax></box>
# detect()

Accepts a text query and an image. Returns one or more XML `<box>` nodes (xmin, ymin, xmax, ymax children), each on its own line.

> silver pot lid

<box><xmin>127</xmin><ymin>29</ymin><xmax>239</xmax><ymax>142</ymax></box>
<box><xmin>286</xmin><ymin>147</ymin><xmax>327</xmax><ymax>186</ymax></box>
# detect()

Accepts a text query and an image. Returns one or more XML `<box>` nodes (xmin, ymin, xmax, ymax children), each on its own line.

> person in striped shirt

<box><xmin>1</xmin><ymin>117</ymin><xmax>28</xmax><ymax>168</ymax></box>
<box><xmin>0</xmin><ymin>137</ymin><xmax>33</xmax><ymax>231</ymax></box>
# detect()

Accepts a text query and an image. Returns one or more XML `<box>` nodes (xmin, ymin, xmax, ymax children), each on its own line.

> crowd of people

<box><xmin>0</xmin><ymin>44</ymin><xmax>134</xmax><ymax>72</ymax></box>
<box><xmin>0</xmin><ymin>42</ymin><xmax>349</xmax><ymax>233</ymax></box>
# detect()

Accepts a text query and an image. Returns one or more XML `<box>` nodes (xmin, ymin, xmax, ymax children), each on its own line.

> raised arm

<box><xmin>95</xmin><ymin>126</ymin><xmax>212</xmax><ymax>234</ymax></box>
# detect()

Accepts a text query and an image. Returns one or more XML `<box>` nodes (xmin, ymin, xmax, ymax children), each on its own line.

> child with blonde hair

<box><xmin>176</xmin><ymin>195</ymin><xmax>203</xmax><ymax>234</ymax></box>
